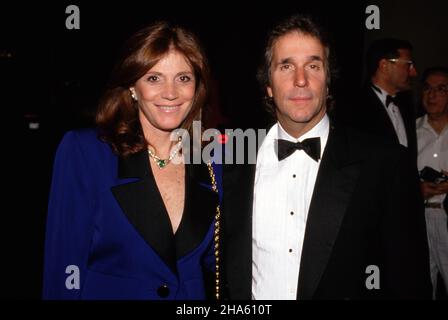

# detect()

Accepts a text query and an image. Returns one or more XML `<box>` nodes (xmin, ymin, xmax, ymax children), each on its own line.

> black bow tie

<box><xmin>385</xmin><ymin>95</ymin><xmax>398</xmax><ymax>107</ymax></box>
<box><xmin>275</xmin><ymin>138</ymin><xmax>321</xmax><ymax>162</ymax></box>
<box><xmin>371</xmin><ymin>85</ymin><xmax>398</xmax><ymax>108</ymax></box>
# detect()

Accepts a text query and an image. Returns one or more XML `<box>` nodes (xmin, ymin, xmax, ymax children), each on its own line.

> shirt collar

<box><xmin>418</xmin><ymin>114</ymin><xmax>448</xmax><ymax>136</ymax></box>
<box><xmin>276</xmin><ymin>114</ymin><xmax>330</xmax><ymax>160</ymax></box>
<box><xmin>277</xmin><ymin>114</ymin><xmax>330</xmax><ymax>143</ymax></box>
<box><xmin>371</xmin><ymin>84</ymin><xmax>395</xmax><ymax>107</ymax></box>
<box><xmin>419</xmin><ymin>114</ymin><xmax>431</xmax><ymax>130</ymax></box>
<box><xmin>259</xmin><ymin>114</ymin><xmax>330</xmax><ymax>165</ymax></box>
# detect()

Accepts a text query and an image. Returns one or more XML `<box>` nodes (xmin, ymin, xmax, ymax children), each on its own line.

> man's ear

<box><xmin>379</xmin><ymin>58</ymin><xmax>389</xmax><ymax>73</ymax></box>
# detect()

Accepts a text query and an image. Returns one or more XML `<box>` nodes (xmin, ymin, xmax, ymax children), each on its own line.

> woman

<box><xmin>43</xmin><ymin>21</ymin><xmax>221</xmax><ymax>300</ymax></box>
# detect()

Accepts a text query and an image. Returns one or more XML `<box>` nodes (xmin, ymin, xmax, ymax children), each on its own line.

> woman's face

<box><xmin>132</xmin><ymin>50</ymin><xmax>196</xmax><ymax>134</ymax></box>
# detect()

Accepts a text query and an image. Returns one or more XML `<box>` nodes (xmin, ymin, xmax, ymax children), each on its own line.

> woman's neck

<box><xmin>142</xmin><ymin>125</ymin><xmax>178</xmax><ymax>159</ymax></box>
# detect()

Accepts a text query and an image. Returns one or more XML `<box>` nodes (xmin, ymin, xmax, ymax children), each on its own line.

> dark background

<box><xmin>0</xmin><ymin>0</ymin><xmax>446</xmax><ymax>299</ymax></box>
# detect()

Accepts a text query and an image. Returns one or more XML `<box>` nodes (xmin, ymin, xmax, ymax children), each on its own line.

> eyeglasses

<box><xmin>387</xmin><ymin>58</ymin><xmax>415</xmax><ymax>70</ymax></box>
<box><xmin>422</xmin><ymin>84</ymin><xmax>448</xmax><ymax>95</ymax></box>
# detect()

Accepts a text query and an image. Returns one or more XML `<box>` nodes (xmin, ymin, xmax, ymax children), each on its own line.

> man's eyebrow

<box><xmin>277</xmin><ymin>57</ymin><xmax>294</xmax><ymax>65</ymax></box>
<box><xmin>310</xmin><ymin>56</ymin><xmax>324</xmax><ymax>61</ymax></box>
<box><xmin>308</xmin><ymin>55</ymin><xmax>324</xmax><ymax>62</ymax></box>
<box><xmin>275</xmin><ymin>55</ymin><xmax>324</xmax><ymax>66</ymax></box>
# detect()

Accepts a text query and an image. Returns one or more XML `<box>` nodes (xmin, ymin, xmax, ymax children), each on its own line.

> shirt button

<box><xmin>292</xmin><ymin>174</ymin><xmax>296</xmax><ymax>178</ymax></box>
<box><xmin>289</xmin><ymin>249</ymin><xmax>293</xmax><ymax>253</ymax></box>
<box><xmin>157</xmin><ymin>284</ymin><xmax>170</xmax><ymax>298</ymax></box>
<box><xmin>433</xmin><ymin>153</ymin><xmax>438</xmax><ymax>158</ymax></box>
<box><xmin>290</xmin><ymin>211</ymin><xmax>294</xmax><ymax>215</ymax></box>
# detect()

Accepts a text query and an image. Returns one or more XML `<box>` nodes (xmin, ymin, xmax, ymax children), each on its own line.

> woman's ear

<box><xmin>266</xmin><ymin>86</ymin><xmax>273</xmax><ymax>99</ymax></box>
<box><xmin>129</xmin><ymin>88</ymin><xmax>138</xmax><ymax>101</ymax></box>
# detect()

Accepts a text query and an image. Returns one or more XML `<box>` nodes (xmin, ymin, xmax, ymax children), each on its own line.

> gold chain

<box><xmin>206</xmin><ymin>162</ymin><xmax>220</xmax><ymax>300</ymax></box>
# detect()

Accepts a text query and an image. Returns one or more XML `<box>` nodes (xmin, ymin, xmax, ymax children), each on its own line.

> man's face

<box><xmin>386</xmin><ymin>49</ymin><xmax>417</xmax><ymax>92</ymax></box>
<box><xmin>422</xmin><ymin>73</ymin><xmax>448</xmax><ymax>117</ymax></box>
<box><xmin>267</xmin><ymin>32</ymin><xmax>327</xmax><ymax>135</ymax></box>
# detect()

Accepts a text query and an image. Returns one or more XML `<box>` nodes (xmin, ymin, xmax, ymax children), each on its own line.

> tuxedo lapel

<box><xmin>366</xmin><ymin>87</ymin><xmax>399</xmax><ymax>143</ymax></box>
<box><xmin>395</xmin><ymin>93</ymin><xmax>418</xmax><ymax>158</ymax></box>
<box><xmin>223</xmin><ymin>124</ymin><xmax>272</xmax><ymax>299</ymax></box>
<box><xmin>222</xmin><ymin>162</ymin><xmax>256</xmax><ymax>299</ymax></box>
<box><xmin>297</xmin><ymin>125</ymin><xmax>364</xmax><ymax>299</ymax></box>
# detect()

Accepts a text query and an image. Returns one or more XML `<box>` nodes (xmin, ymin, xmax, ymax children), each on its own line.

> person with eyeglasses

<box><xmin>416</xmin><ymin>67</ymin><xmax>448</xmax><ymax>299</ymax></box>
<box><xmin>338</xmin><ymin>38</ymin><xmax>419</xmax><ymax>163</ymax></box>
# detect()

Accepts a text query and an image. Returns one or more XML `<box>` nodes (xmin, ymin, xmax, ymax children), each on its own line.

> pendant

<box><xmin>156</xmin><ymin>159</ymin><xmax>167</xmax><ymax>168</ymax></box>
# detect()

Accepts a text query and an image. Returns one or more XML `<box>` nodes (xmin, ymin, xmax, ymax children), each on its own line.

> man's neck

<box><xmin>277</xmin><ymin>111</ymin><xmax>326</xmax><ymax>140</ymax></box>
<box><xmin>427</xmin><ymin>113</ymin><xmax>448</xmax><ymax>134</ymax></box>
<box><xmin>371</xmin><ymin>78</ymin><xmax>397</xmax><ymax>96</ymax></box>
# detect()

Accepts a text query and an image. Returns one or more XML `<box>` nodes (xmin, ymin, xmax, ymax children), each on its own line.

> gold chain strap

<box><xmin>206</xmin><ymin>162</ymin><xmax>220</xmax><ymax>300</ymax></box>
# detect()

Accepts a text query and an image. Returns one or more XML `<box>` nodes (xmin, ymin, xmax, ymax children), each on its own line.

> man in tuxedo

<box><xmin>340</xmin><ymin>38</ymin><xmax>418</xmax><ymax>160</ymax></box>
<box><xmin>221</xmin><ymin>14</ymin><xmax>431</xmax><ymax>300</ymax></box>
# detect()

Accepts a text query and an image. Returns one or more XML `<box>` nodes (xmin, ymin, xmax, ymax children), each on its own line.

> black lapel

<box><xmin>222</xmin><ymin>125</ymin><xmax>272</xmax><ymax>299</ymax></box>
<box><xmin>367</xmin><ymin>86</ymin><xmax>400</xmax><ymax>143</ymax></box>
<box><xmin>222</xmin><ymin>162</ymin><xmax>256</xmax><ymax>299</ymax></box>
<box><xmin>395</xmin><ymin>92</ymin><xmax>418</xmax><ymax>158</ymax></box>
<box><xmin>297</xmin><ymin>124</ymin><xmax>364</xmax><ymax>299</ymax></box>
<box><xmin>111</xmin><ymin>150</ymin><xmax>177</xmax><ymax>273</ymax></box>
<box><xmin>175</xmin><ymin>163</ymin><xmax>218</xmax><ymax>259</ymax></box>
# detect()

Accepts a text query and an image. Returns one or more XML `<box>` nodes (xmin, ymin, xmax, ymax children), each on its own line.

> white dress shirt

<box><xmin>252</xmin><ymin>114</ymin><xmax>330</xmax><ymax>300</ymax></box>
<box><xmin>372</xmin><ymin>85</ymin><xmax>408</xmax><ymax>147</ymax></box>
<box><xmin>416</xmin><ymin>115</ymin><xmax>448</xmax><ymax>204</ymax></box>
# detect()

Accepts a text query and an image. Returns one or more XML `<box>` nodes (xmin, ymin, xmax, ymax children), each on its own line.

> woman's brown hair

<box><xmin>96</xmin><ymin>21</ymin><xmax>210</xmax><ymax>157</ymax></box>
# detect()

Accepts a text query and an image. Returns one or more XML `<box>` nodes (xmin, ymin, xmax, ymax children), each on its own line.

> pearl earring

<box><xmin>130</xmin><ymin>89</ymin><xmax>137</xmax><ymax>101</ymax></box>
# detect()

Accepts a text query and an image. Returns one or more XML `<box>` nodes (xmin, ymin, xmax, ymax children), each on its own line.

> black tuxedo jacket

<box><xmin>338</xmin><ymin>86</ymin><xmax>418</xmax><ymax>162</ymax></box>
<box><xmin>221</xmin><ymin>122</ymin><xmax>431</xmax><ymax>299</ymax></box>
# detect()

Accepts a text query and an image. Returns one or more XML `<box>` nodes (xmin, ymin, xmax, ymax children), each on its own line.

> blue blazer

<box><xmin>43</xmin><ymin>129</ymin><xmax>222</xmax><ymax>300</ymax></box>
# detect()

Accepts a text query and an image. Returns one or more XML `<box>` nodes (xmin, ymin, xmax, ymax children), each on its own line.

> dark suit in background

<box><xmin>338</xmin><ymin>86</ymin><xmax>418</xmax><ymax>161</ymax></box>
